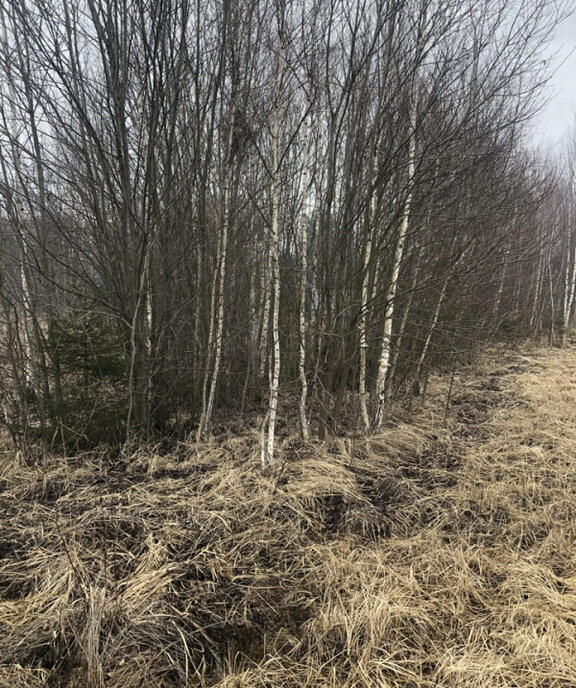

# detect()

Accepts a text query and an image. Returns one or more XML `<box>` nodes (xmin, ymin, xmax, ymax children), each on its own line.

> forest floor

<box><xmin>2</xmin><ymin>345</ymin><xmax>576</xmax><ymax>687</ymax></box>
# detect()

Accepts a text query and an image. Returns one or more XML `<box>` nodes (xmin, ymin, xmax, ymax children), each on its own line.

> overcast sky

<box><xmin>530</xmin><ymin>8</ymin><xmax>576</xmax><ymax>151</ymax></box>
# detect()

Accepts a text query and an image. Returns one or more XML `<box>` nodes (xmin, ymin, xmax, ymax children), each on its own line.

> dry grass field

<box><xmin>2</xmin><ymin>345</ymin><xmax>576</xmax><ymax>687</ymax></box>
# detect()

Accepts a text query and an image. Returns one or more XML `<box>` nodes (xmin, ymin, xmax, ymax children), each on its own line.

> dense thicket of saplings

<box><xmin>0</xmin><ymin>0</ymin><xmax>573</xmax><ymax>458</ymax></box>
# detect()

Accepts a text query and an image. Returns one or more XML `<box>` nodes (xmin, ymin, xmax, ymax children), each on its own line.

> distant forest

<box><xmin>0</xmin><ymin>0</ymin><xmax>573</xmax><ymax>463</ymax></box>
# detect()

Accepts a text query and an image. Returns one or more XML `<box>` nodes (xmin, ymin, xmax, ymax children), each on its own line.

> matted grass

<box><xmin>1</xmin><ymin>346</ymin><xmax>576</xmax><ymax>686</ymax></box>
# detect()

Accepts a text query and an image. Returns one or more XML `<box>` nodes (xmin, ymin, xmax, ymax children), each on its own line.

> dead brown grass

<box><xmin>2</xmin><ymin>346</ymin><xmax>576</xmax><ymax>686</ymax></box>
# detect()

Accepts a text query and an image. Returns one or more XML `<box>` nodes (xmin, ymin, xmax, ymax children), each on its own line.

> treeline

<box><xmin>0</xmin><ymin>0</ymin><xmax>572</xmax><ymax>461</ymax></box>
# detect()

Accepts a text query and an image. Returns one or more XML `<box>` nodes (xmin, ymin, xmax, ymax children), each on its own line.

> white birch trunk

<box><xmin>547</xmin><ymin>245</ymin><xmax>556</xmax><ymax>345</ymax></box>
<box><xmin>248</xmin><ymin>217</ymin><xmax>259</xmax><ymax>367</ymax></box>
<box><xmin>298</xmin><ymin>110</ymin><xmax>311</xmax><ymax>441</ymax></box>
<box><xmin>1</xmin><ymin>13</ymin><xmax>35</xmax><ymax>392</ymax></box>
<box><xmin>19</xmin><ymin>253</ymin><xmax>34</xmax><ymax>389</ymax></box>
<box><xmin>193</xmin><ymin>227</ymin><xmax>203</xmax><ymax>400</ymax></box>
<box><xmin>562</xmin><ymin>205</ymin><xmax>576</xmax><ymax>344</ymax></box>
<box><xmin>387</xmin><ymin>241</ymin><xmax>422</xmax><ymax>395</ymax></box>
<box><xmin>567</xmin><ymin>205</ymin><xmax>576</xmax><ymax>325</ymax></box>
<box><xmin>260</xmin><ymin>10</ymin><xmax>290</xmax><ymax>466</ymax></box>
<box><xmin>358</xmin><ymin>156</ymin><xmax>378</xmax><ymax>434</ymax></box>
<box><xmin>373</xmin><ymin>80</ymin><xmax>418</xmax><ymax>431</ymax></box>
<box><xmin>197</xmin><ymin>104</ymin><xmax>235</xmax><ymax>439</ymax></box>
<box><xmin>202</xmin><ymin>180</ymin><xmax>230</xmax><ymax>436</ymax></box>
<box><xmin>261</xmin><ymin>101</ymin><xmax>282</xmax><ymax>468</ymax></box>
<box><xmin>258</xmin><ymin>243</ymin><xmax>272</xmax><ymax>380</ymax></box>
<box><xmin>196</xmin><ymin>235</ymin><xmax>218</xmax><ymax>438</ymax></box>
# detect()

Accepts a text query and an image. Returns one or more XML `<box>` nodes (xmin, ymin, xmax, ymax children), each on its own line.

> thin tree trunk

<box><xmin>562</xmin><ymin>206</ymin><xmax>576</xmax><ymax>344</ymax></box>
<box><xmin>126</xmin><ymin>242</ymin><xmax>152</xmax><ymax>438</ymax></box>
<box><xmin>414</xmin><ymin>274</ymin><xmax>449</xmax><ymax>385</ymax></box>
<box><xmin>241</xmin><ymin>216</ymin><xmax>259</xmax><ymax>415</ymax></box>
<box><xmin>547</xmin><ymin>246</ymin><xmax>556</xmax><ymax>345</ymax></box>
<box><xmin>258</xmin><ymin>244</ymin><xmax>272</xmax><ymax>381</ymax></box>
<box><xmin>202</xmin><ymin>175</ymin><xmax>231</xmax><ymax>436</ymax></box>
<box><xmin>261</xmin><ymin>100</ymin><xmax>282</xmax><ymax>468</ymax></box>
<box><xmin>373</xmin><ymin>78</ymin><xmax>418</xmax><ymax>431</ymax></box>
<box><xmin>358</xmin><ymin>156</ymin><xmax>377</xmax><ymax>434</ymax></box>
<box><xmin>298</xmin><ymin>110</ymin><xmax>311</xmax><ymax>441</ymax></box>
<box><xmin>530</xmin><ymin>249</ymin><xmax>544</xmax><ymax>333</ymax></box>
<box><xmin>193</xmin><ymin>229</ymin><xmax>203</xmax><ymax>409</ymax></box>
<box><xmin>387</xmin><ymin>241</ymin><xmax>422</xmax><ymax>397</ymax></box>
<box><xmin>197</xmin><ymin>104</ymin><xmax>235</xmax><ymax>440</ymax></box>
<box><xmin>0</xmin><ymin>12</ymin><xmax>47</xmax><ymax>438</ymax></box>
<box><xmin>491</xmin><ymin>248</ymin><xmax>509</xmax><ymax>335</ymax></box>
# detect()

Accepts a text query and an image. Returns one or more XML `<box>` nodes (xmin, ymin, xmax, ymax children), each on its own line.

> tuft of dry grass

<box><xmin>2</xmin><ymin>345</ymin><xmax>576</xmax><ymax>686</ymax></box>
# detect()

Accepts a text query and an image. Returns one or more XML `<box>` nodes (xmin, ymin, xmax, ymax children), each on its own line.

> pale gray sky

<box><xmin>531</xmin><ymin>7</ymin><xmax>576</xmax><ymax>150</ymax></box>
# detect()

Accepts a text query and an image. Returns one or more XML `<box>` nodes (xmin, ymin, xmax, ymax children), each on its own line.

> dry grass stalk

<box><xmin>1</xmin><ymin>346</ymin><xmax>576</xmax><ymax>686</ymax></box>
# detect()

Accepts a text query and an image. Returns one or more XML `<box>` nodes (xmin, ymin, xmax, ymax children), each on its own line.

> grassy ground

<box><xmin>1</xmin><ymin>346</ymin><xmax>576</xmax><ymax>687</ymax></box>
